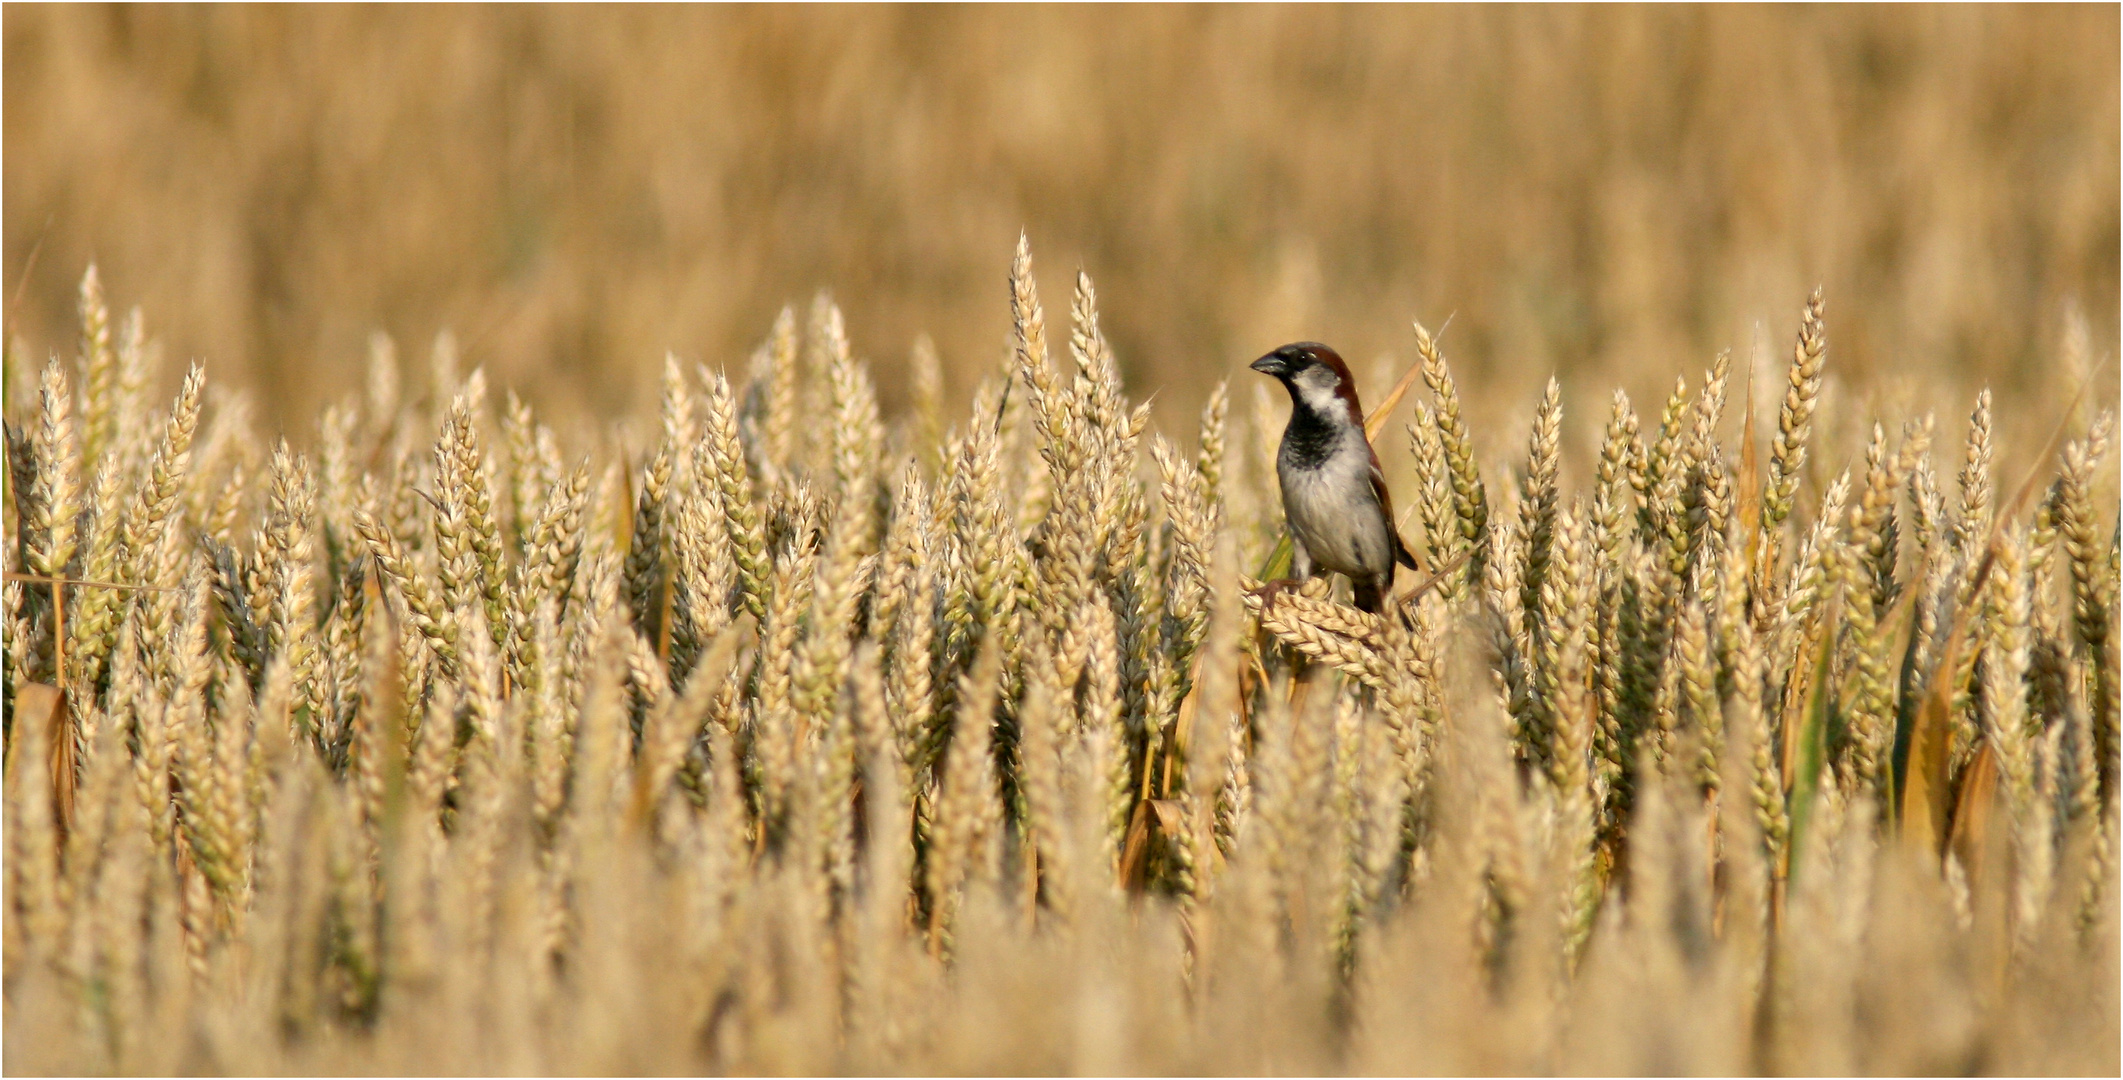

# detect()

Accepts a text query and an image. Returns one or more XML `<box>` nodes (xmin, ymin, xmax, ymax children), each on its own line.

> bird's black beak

<box><xmin>1250</xmin><ymin>354</ymin><xmax>1287</xmax><ymax>376</ymax></box>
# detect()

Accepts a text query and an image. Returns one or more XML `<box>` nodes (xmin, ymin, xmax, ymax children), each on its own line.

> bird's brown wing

<box><xmin>1368</xmin><ymin>442</ymin><xmax>1422</xmax><ymax>573</ymax></box>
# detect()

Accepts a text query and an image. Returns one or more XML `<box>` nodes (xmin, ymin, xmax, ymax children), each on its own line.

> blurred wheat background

<box><xmin>5</xmin><ymin>5</ymin><xmax>2117</xmax><ymax>430</ymax></box>
<box><xmin>4</xmin><ymin>6</ymin><xmax>2121</xmax><ymax>1077</ymax></box>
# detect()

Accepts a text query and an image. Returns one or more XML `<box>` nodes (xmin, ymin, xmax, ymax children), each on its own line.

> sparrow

<box><xmin>1251</xmin><ymin>342</ymin><xmax>1419</xmax><ymax>614</ymax></box>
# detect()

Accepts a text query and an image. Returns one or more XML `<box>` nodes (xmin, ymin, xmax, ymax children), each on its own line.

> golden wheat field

<box><xmin>2</xmin><ymin>240</ymin><xmax>2118</xmax><ymax>1074</ymax></box>
<box><xmin>5</xmin><ymin>5</ymin><xmax>2122</xmax><ymax>1077</ymax></box>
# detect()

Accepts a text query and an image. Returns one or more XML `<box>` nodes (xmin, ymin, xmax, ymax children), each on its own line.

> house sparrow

<box><xmin>1251</xmin><ymin>342</ymin><xmax>1419</xmax><ymax>613</ymax></box>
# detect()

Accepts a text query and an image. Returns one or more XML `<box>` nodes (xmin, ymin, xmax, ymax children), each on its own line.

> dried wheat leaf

<box><xmin>1785</xmin><ymin>618</ymin><xmax>1834</xmax><ymax>878</ymax></box>
<box><xmin>1364</xmin><ymin>356</ymin><xmax>1426</xmax><ymax>444</ymax></box>
<box><xmin>1118</xmin><ymin>797</ymin><xmax>1154</xmax><ymax>891</ymax></box>
<box><xmin>14</xmin><ymin>682</ymin><xmax>69</xmax><ymax>835</ymax></box>
<box><xmin>1945</xmin><ymin>740</ymin><xmax>1998</xmax><ymax>881</ymax></box>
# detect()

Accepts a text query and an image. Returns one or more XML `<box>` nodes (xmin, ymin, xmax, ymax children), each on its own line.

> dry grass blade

<box><xmin>1395</xmin><ymin>546</ymin><xmax>1474</xmax><ymax>616</ymax></box>
<box><xmin>1946</xmin><ymin>741</ymin><xmax>1999</xmax><ymax>883</ymax></box>
<box><xmin>1737</xmin><ymin>345</ymin><xmax>1762</xmax><ymax>564</ymax></box>
<box><xmin>2</xmin><ymin>572</ymin><xmax>175</xmax><ymax>593</ymax></box>
<box><xmin>1784</xmin><ymin>600</ymin><xmax>1837</xmax><ymax>877</ymax></box>
<box><xmin>1898</xmin><ymin>566</ymin><xmax>1967</xmax><ymax>854</ymax></box>
<box><xmin>1363</xmin><ymin>352</ymin><xmax>1429</xmax><ymax>444</ymax></box>
<box><xmin>14</xmin><ymin>682</ymin><xmax>70</xmax><ymax>837</ymax></box>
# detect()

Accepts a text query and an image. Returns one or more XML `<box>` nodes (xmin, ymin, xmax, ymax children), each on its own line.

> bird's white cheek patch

<box><xmin>1294</xmin><ymin>375</ymin><xmax>1346</xmax><ymax>417</ymax></box>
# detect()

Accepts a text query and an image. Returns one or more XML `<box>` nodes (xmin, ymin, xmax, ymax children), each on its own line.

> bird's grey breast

<box><xmin>1277</xmin><ymin>427</ymin><xmax>1391</xmax><ymax>578</ymax></box>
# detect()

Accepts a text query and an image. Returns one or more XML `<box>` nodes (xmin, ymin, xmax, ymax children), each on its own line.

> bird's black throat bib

<box><xmin>1279</xmin><ymin>402</ymin><xmax>1342</xmax><ymax>471</ymax></box>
